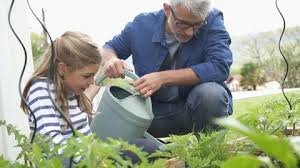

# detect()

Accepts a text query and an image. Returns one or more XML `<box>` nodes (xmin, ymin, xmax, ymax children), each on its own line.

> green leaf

<box><xmin>215</xmin><ymin>117</ymin><xmax>298</xmax><ymax>168</ymax></box>
<box><xmin>289</xmin><ymin>136</ymin><xmax>300</xmax><ymax>158</ymax></box>
<box><xmin>31</xmin><ymin>144</ymin><xmax>42</xmax><ymax>159</ymax></box>
<box><xmin>221</xmin><ymin>155</ymin><xmax>261</xmax><ymax>168</ymax></box>
<box><xmin>0</xmin><ymin>156</ymin><xmax>12</xmax><ymax>168</ymax></box>
<box><xmin>48</xmin><ymin>158</ymin><xmax>64</xmax><ymax>168</ymax></box>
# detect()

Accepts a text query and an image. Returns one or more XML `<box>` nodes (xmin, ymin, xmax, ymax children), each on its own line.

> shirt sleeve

<box><xmin>103</xmin><ymin>22</ymin><xmax>133</xmax><ymax>60</ymax></box>
<box><xmin>27</xmin><ymin>81</ymin><xmax>68</xmax><ymax>146</ymax></box>
<box><xmin>191</xmin><ymin>11</ymin><xmax>232</xmax><ymax>83</ymax></box>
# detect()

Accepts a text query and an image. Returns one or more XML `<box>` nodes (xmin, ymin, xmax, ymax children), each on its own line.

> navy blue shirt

<box><xmin>104</xmin><ymin>9</ymin><xmax>233</xmax><ymax>114</ymax></box>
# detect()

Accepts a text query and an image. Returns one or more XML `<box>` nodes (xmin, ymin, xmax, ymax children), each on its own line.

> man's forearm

<box><xmin>159</xmin><ymin>68</ymin><xmax>201</xmax><ymax>86</ymax></box>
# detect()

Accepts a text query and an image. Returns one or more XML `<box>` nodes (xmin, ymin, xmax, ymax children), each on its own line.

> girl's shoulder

<box><xmin>30</xmin><ymin>77</ymin><xmax>53</xmax><ymax>88</ymax></box>
<box><xmin>30</xmin><ymin>77</ymin><xmax>47</xmax><ymax>85</ymax></box>
<box><xmin>27</xmin><ymin>77</ymin><xmax>54</xmax><ymax>97</ymax></box>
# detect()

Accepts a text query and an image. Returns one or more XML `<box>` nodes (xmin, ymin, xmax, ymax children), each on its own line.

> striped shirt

<box><xmin>27</xmin><ymin>78</ymin><xmax>91</xmax><ymax>145</ymax></box>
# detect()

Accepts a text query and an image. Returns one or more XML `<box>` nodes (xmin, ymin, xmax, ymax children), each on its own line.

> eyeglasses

<box><xmin>169</xmin><ymin>7</ymin><xmax>207</xmax><ymax>32</ymax></box>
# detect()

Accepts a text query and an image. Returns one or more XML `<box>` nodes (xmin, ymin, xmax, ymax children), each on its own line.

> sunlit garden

<box><xmin>1</xmin><ymin>0</ymin><xmax>300</xmax><ymax>168</ymax></box>
<box><xmin>1</xmin><ymin>90</ymin><xmax>299</xmax><ymax>168</ymax></box>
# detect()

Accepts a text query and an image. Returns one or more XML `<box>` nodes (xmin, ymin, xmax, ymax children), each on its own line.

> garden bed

<box><xmin>0</xmin><ymin>91</ymin><xmax>299</xmax><ymax>167</ymax></box>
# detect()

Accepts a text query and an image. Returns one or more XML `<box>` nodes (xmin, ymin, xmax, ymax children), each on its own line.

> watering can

<box><xmin>90</xmin><ymin>69</ymin><xmax>163</xmax><ymax>147</ymax></box>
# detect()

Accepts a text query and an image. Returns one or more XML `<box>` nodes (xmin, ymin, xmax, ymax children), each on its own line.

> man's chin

<box><xmin>175</xmin><ymin>35</ymin><xmax>192</xmax><ymax>43</ymax></box>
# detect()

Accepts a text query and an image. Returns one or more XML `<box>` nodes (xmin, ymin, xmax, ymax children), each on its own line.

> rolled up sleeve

<box><xmin>103</xmin><ymin>22</ymin><xmax>133</xmax><ymax>60</ymax></box>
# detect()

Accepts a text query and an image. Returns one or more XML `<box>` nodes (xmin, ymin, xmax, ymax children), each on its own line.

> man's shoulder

<box><xmin>133</xmin><ymin>10</ymin><xmax>164</xmax><ymax>24</ymax></box>
<box><xmin>207</xmin><ymin>8</ymin><xmax>223</xmax><ymax>19</ymax></box>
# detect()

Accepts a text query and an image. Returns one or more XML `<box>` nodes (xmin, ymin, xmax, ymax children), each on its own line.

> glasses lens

<box><xmin>175</xmin><ymin>22</ymin><xmax>191</xmax><ymax>29</ymax></box>
<box><xmin>170</xmin><ymin>6</ymin><xmax>206</xmax><ymax>31</ymax></box>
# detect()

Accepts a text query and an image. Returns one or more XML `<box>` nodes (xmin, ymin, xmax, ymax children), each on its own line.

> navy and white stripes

<box><xmin>27</xmin><ymin>78</ymin><xmax>91</xmax><ymax>145</ymax></box>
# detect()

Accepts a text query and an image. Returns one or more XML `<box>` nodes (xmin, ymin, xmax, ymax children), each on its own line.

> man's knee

<box><xmin>187</xmin><ymin>82</ymin><xmax>229</xmax><ymax>117</ymax></box>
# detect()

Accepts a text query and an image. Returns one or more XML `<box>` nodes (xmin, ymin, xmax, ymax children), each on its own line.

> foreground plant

<box><xmin>236</xmin><ymin>94</ymin><xmax>300</xmax><ymax>135</ymax></box>
<box><xmin>0</xmin><ymin>120</ymin><xmax>166</xmax><ymax>168</ymax></box>
<box><xmin>158</xmin><ymin>131</ymin><xmax>234</xmax><ymax>168</ymax></box>
<box><xmin>215</xmin><ymin>117</ymin><xmax>300</xmax><ymax>168</ymax></box>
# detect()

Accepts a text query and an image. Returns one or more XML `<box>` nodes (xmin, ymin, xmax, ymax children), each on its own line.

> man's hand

<box><xmin>103</xmin><ymin>58</ymin><xmax>132</xmax><ymax>78</ymax></box>
<box><xmin>132</xmin><ymin>72</ymin><xmax>164</xmax><ymax>97</ymax></box>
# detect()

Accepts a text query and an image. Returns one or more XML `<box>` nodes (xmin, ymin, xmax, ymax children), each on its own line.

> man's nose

<box><xmin>184</xmin><ymin>27</ymin><xmax>194</xmax><ymax>36</ymax></box>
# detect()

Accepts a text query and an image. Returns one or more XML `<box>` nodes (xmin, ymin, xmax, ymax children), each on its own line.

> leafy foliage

<box><xmin>281</xmin><ymin>41</ymin><xmax>300</xmax><ymax>88</ymax></box>
<box><xmin>240</xmin><ymin>62</ymin><xmax>266</xmax><ymax>90</ymax></box>
<box><xmin>235</xmin><ymin>93</ymin><xmax>300</xmax><ymax>136</ymax></box>
<box><xmin>0</xmin><ymin>120</ymin><xmax>166</xmax><ymax>168</ymax></box>
<box><xmin>161</xmin><ymin>132</ymin><xmax>233</xmax><ymax>168</ymax></box>
<box><xmin>1</xmin><ymin>92</ymin><xmax>300</xmax><ymax>168</ymax></box>
<box><xmin>216</xmin><ymin>118</ymin><xmax>298</xmax><ymax>168</ymax></box>
<box><xmin>221</xmin><ymin>155</ymin><xmax>261</xmax><ymax>168</ymax></box>
<box><xmin>30</xmin><ymin>32</ymin><xmax>48</xmax><ymax>64</ymax></box>
<box><xmin>231</xmin><ymin>26</ymin><xmax>300</xmax><ymax>88</ymax></box>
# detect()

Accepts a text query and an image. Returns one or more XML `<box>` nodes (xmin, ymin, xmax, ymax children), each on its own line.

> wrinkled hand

<box><xmin>103</xmin><ymin>58</ymin><xmax>132</xmax><ymax>78</ymax></box>
<box><xmin>132</xmin><ymin>72</ymin><xmax>163</xmax><ymax>97</ymax></box>
<box><xmin>84</xmin><ymin>84</ymin><xmax>101</xmax><ymax>101</ymax></box>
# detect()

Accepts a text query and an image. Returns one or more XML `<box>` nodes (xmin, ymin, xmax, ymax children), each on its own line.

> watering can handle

<box><xmin>95</xmin><ymin>69</ymin><xmax>139</xmax><ymax>85</ymax></box>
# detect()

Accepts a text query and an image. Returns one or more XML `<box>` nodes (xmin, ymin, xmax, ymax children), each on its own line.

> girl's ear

<box><xmin>57</xmin><ymin>62</ymin><xmax>67</xmax><ymax>77</ymax></box>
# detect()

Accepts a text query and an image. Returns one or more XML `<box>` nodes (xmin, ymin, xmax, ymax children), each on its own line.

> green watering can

<box><xmin>90</xmin><ymin>70</ymin><xmax>163</xmax><ymax>147</ymax></box>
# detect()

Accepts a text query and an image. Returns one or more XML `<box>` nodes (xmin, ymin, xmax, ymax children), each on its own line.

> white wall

<box><xmin>0</xmin><ymin>0</ymin><xmax>33</xmax><ymax>160</ymax></box>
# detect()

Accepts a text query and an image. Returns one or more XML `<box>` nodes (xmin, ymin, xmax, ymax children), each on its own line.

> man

<box><xmin>102</xmin><ymin>0</ymin><xmax>233</xmax><ymax>137</ymax></box>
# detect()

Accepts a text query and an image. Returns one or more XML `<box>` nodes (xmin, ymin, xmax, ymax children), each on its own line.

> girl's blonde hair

<box><xmin>21</xmin><ymin>31</ymin><xmax>102</xmax><ymax>121</ymax></box>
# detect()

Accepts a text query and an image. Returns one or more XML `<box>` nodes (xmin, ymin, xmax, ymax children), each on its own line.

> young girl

<box><xmin>21</xmin><ymin>31</ymin><xmax>102</xmax><ymax>145</ymax></box>
<box><xmin>21</xmin><ymin>31</ymin><xmax>160</xmax><ymax>165</ymax></box>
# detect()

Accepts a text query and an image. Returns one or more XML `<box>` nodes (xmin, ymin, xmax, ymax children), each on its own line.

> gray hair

<box><xmin>169</xmin><ymin>0</ymin><xmax>211</xmax><ymax>18</ymax></box>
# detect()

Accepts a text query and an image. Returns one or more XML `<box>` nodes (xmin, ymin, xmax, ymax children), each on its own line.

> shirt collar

<box><xmin>152</xmin><ymin>10</ymin><xmax>166</xmax><ymax>45</ymax></box>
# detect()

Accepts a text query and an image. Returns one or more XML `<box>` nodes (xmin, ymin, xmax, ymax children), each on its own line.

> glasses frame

<box><xmin>169</xmin><ymin>6</ymin><xmax>207</xmax><ymax>32</ymax></box>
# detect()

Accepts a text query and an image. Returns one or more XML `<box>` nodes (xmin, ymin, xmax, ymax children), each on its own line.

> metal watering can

<box><xmin>90</xmin><ymin>70</ymin><xmax>163</xmax><ymax>147</ymax></box>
